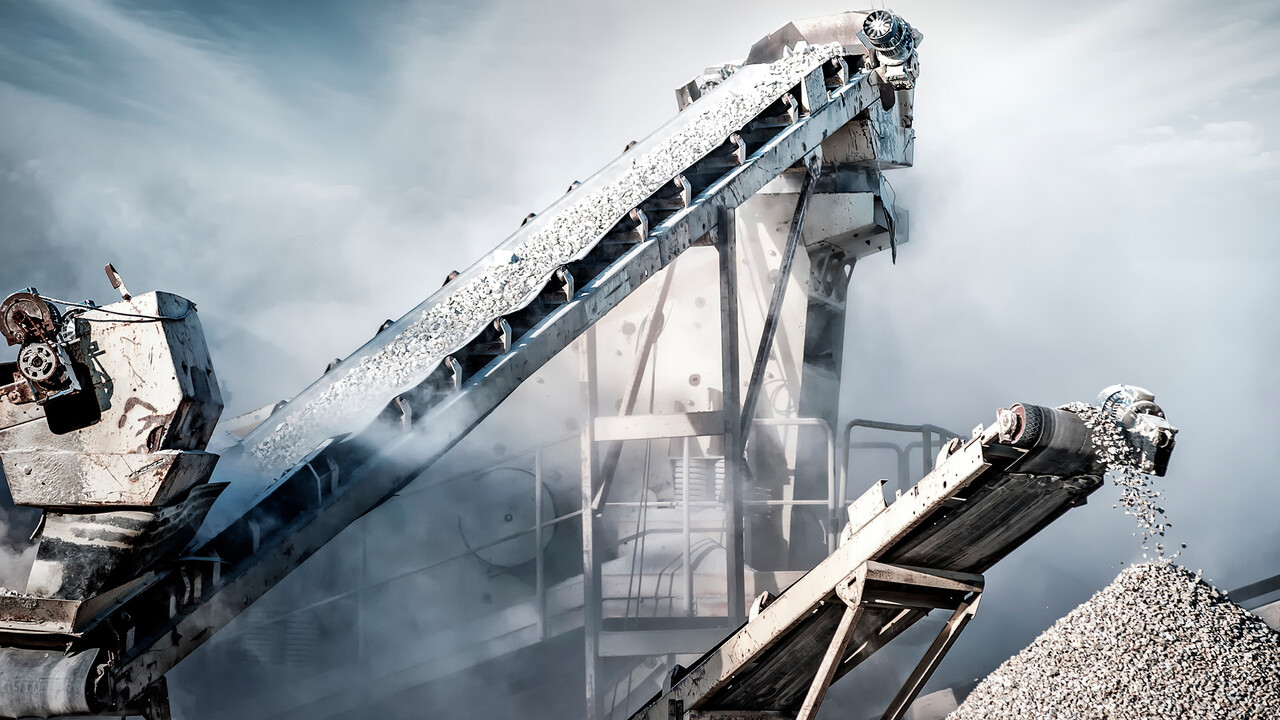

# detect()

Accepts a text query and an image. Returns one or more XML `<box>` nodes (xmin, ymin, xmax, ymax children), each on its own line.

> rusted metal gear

<box><xmin>0</xmin><ymin>291</ymin><xmax>59</xmax><ymax>346</ymax></box>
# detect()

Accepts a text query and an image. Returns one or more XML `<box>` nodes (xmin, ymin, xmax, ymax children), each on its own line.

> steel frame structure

<box><xmin>0</xmin><ymin>46</ymin><xmax>906</xmax><ymax>718</ymax></box>
<box><xmin>626</xmin><ymin>414</ymin><xmax>1109</xmax><ymax>720</ymax></box>
<box><xmin>0</xmin><ymin>12</ymin><xmax>975</xmax><ymax>719</ymax></box>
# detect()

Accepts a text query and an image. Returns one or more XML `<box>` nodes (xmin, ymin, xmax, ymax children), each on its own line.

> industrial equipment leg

<box><xmin>535</xmin><ymin>448</ymin><xmax>547</xmax><ymax>640</ymax></box>
<box><xmin>879</xmin><ymin>591</ymin><xmax>983</xmax><ymax>720</ymax></box>
<box><xmin>796</xmin><ymin>566</ymin><xmax>867</xmax><ymax>720</ymax></box>
<box><xmin>717</xmin><ymin>207</ymin><xmax>745</xmax><ymax>623</ymax></box>
<box><xmin>581</xmin><ymin>329</ymin><xmax>603</xmax><ymax>720</ymax></box>
<box><xmin>682</xmin><ymin>435</ymin><xmax>694</xmax><ymax>617</ymax></box>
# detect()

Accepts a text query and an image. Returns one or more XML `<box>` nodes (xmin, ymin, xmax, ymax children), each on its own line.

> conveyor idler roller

<box><xmin>0</xmin><ymin>648</ymin><xmax>99</xmax><ymax>718</ymax></box>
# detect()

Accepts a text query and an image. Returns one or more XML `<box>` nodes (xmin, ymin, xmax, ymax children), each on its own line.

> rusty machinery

<box><xmin>0</xmin><ymin>267</ymin><xmax>223</xmax><ymax>716</ymax></box>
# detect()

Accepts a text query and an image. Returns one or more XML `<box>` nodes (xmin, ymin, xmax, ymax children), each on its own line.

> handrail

<box><xmin>846</xmin><ymin>441</ymin><xmax>911</xmax><ymax>492</ymax></box>
<box><xmin>838</xmin><ymin>419</ymin><xmax>961</xmax><ymax>519</ymax></box>
<box><xmin>751</xmin><ymin>417</ymin><xmax>838</xmax><ymax>552</ymax></box>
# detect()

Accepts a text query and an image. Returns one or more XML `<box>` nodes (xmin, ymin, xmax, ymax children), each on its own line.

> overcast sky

<box><xmin>1</xmin><ymin>0</ymin><xmax>1279</xmax><ymax>714</ymax></box>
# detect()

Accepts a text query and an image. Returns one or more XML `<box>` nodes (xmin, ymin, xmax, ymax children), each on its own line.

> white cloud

<box><xmin>1116</xmin><ymin>121</ymin><xmax>1276</xmax><ymax>171</ymax></box>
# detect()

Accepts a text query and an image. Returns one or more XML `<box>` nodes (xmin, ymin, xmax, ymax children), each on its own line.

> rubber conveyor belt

<box><xmin>627</xmin><ymin>422</ymin><xmax>1105</xmax><ymax>720</ymax></box>
<box><xmin>25</xmin><ymin>45</ymin><xmax>892</xmax><ymax>708</ymax></box>
<box><xmin>240</xmin><ymin>41</ymin><xmax>851</xmax><ymax>480</ymax></box>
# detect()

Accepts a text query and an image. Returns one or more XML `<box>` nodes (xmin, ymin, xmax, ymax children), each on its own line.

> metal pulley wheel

<box><xmin>862</xmin><ymin>10</ymin><xmax>916</xmax><ymax>64</ymax></box>
<box><xmin>0</xmin><ymin>292</ymin><xmax>59</xmax><ymax>346</ymax></box>
<box><xmin>17</xmin><ymin>342</ymin><xmax>59</xmax><ymax>383</ymax></box>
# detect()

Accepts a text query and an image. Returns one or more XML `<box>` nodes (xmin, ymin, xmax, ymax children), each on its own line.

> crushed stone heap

<box><xmin>948</xmin><ymin>562</ymin><xmax>1280</xmax><ymax>720</ymax></box>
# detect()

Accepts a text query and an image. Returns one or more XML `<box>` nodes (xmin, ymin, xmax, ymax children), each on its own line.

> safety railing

<box><xmin>747</xmin><ymin>417</ymin><xmax>839</xmax><ymax>554</ymax></box>
<box><xmin>837</xmin><ymin>419</ymin><xmax>962</xmax><ymax>521</ymax></box>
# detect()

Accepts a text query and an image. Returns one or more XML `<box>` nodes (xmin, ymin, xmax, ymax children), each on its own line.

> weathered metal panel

<box><xmin>0</xmin><ymin>292</ymin><xmax>222</xmax><ymax>460</ymax></box>
<box><xmin>0</xmin><ymin>596</ymin><xmax>80</xmax><ymax>636</ymax></box>
<box><xmin>842</xmin><ymin>479</ymin><xmax>888</xmax><ymax>541</ymax></box>
<box><xmin>5</xmin><ymin>450</ymin><xmax>218</xmax><ymax>508</ymax></box>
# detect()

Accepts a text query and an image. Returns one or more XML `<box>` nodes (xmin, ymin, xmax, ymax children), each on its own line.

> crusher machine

<box><xmin>0</xmin><ymin>10</ymin><xmax>1178</xmax><ymax>720</ymax></box>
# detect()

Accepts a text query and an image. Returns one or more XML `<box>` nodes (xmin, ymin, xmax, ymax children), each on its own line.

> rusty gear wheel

<box><xmin>0</xmin><ymin>292</ymin><xmax>59</xmax><ymax>346</ymax></box>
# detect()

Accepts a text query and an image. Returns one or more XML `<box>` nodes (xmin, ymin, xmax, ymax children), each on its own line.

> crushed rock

<box><xmin>245</xmin><ymin>42</ymin><xmax>845</xmax><ymax>476</ymax></box>
<box><xmin>1065</xmin><ymin>402</ymin><xmax>1180</xmax><ymax>560</ymax></box>
<box><xmin>947</xmin><ymin>562</ymin><xmax>1280</xmax><ymax>720</ymax></box>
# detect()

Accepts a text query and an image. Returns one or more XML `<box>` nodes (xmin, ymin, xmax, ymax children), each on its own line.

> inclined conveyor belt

<box><xmin>20</xmin><ymin>41</ymin><xmax>892</xmax><ymax>708</ymax></box>
<box><xmin>628</xmin><ymin>414</ymin><xmax>1111</xmax><ymax>720</ymax></box>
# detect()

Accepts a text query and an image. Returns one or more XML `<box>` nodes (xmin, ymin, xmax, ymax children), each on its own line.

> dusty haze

<box><xmin>0</xmin><ymin>0</ymin><xmax>1278</xmax><ymax>715</ymax></box>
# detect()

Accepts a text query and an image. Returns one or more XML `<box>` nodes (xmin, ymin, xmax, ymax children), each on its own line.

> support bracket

<box><xmin>879</xmin><ymin>585</ymin><xmax>982</xmax><ymax>720</ymax></box>
<box><xmin>797</xmin><ymin>565</ymin><xmax>867</xmax><ymax>720</ymax></box>
<box><xmin>799</xmin><ymin>562</ymin><xmax>983</xmax><ymax>720</ymax></box>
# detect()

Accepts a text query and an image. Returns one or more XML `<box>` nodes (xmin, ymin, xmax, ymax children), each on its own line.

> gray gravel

<box><xmin>948</xmin><ymin>562</ymin><xmax>1280</xmax><ymax>720</ymax></box>
<box><xmin>1065</xmin><ymin>402</ymin><xmax>1179</xmax><ymax>560</ymax></box>
<box><xmin>245</xmin><ymin>42</ymin><xmax>844</xmax><ymax>476</ymax></box>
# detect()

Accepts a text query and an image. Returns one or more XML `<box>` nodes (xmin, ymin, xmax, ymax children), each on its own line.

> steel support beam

<box><xmin>580</xmin><ymin>330</ymin><xmax>603</xmax><ymax>720</ymax></box>
<box><xmin>796</xmin><ymin>567</ymin><xmax>866</xmax><ymax>720</ymax></box>
<box><xmin>880</xmin><ymin>592</ymin><xmax>982</xmax><ymax>720</ymax></box>
<box><xmin>594</xmin><ymin>412</ymin><xmax>725</xmax><ymax>442</ymax></box>
<box><xmin>691</xmin><ymin>707</ymin><xmax>788</xmax><ymax>712</ymax></box>
<box><xmin>863</xmin><ymin>562</ymin><xmax>984</xmax><ymax>594</ymax></box>
<box><xmin>682</xmin><ymin>435</ymin><xmax>694</xmax><ymax>617</ymax></box>
<box><xmin>739</xmin><ymin>162</ymin><xmax>819</xmax><ymax>438</ymax></box>
<box><xmin>718</xmin><ymin>206</ymin><xmax>746</xmax><ymax>623</ymax></box>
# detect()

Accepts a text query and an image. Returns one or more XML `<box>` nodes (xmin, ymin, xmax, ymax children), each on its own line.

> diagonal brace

<box><xmin>880</xmin><ymin>591</ymin><xmax>983</xmax><ymax>720</ymax></box>
<box><xmin>796</xmin><ymin>565</ymin><xmax>866</xmax><ymax>720</ymax></box>
<box><xmin>739</xmin><ymin>159</ymin><xmax>820</xmax><ymax>438</ymax></box>
<box><xmin>592</xmin><ymin>264</ymin><xmax>677</xmax><ymax>511</ymax></box>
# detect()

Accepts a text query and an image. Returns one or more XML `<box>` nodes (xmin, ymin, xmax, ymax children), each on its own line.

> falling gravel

<box><xmin>244</xmin><ymin>42</ymin><xmax>845</xmax><ymax>476</ymax></box>
<box><xmin>1065</xmin><ymin>402</ymin><xmax>1179</xmax><ymax>559</ymax></box>
<box><xmin>948</xmin><ymin>562</ymin><xmax>1280</xmax><ymax>720</ymax></box>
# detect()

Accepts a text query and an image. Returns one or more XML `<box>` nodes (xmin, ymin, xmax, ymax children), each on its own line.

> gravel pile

<box><xmin>246</xmin><ymin>42</ymin><xmax>846</xmax><ymax>476</ymax></box>
<box><xmin>948</xmin><ymin>562</ymin><xmax>1280</xmax><ymax>720</ymax></box>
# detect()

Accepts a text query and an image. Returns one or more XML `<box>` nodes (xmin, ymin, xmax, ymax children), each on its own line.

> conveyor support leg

<box><xmin>796</xmin><ymin>566</ymin><xmax>867</xmax><ymax>720</ymax></box>
<box><xmin>580</xmin><ymin>330</ymin><xmax>603</xmax><ymax>720</ymax></box>
<box><xmin>718</xmin><ymin>207</ymin><xmax>745</xmax><ymax>622</ymax></box>
<box><xmin>880</xmin><ymin>591</ymin><xmax>982</xmax><ymax>720</ymax></box>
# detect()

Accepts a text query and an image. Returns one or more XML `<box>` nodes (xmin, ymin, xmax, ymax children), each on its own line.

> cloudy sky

<box><xmin>1</xmin><ymin>0</ymin><xmax>1279</xmax><ymax>714</ymax></box>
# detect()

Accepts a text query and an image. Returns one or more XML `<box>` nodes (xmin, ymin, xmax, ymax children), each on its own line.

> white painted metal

<box><xmin>0</xmin><ymin>292</ymin><xmax>222</xmax><ymax>508</ymax></box>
